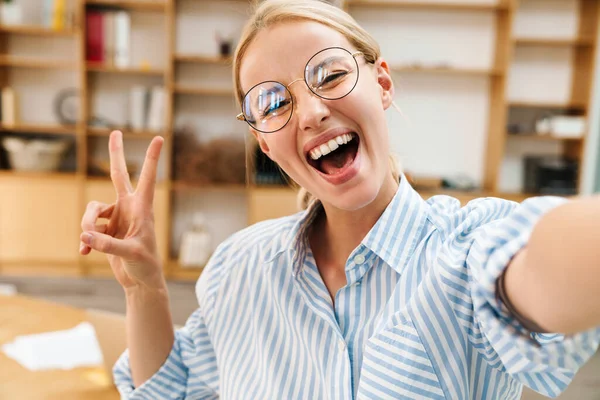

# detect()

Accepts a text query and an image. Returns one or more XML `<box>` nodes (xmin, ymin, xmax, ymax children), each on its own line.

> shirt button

<box><xmin>353</xmin><ymin>254</ymin><xmax>366</xmax><ymax>265</ymax></box>
<box><xmin>338</xmin><ymin>339</ymin><xmax>346</xmax><ymax>352</ymax></box>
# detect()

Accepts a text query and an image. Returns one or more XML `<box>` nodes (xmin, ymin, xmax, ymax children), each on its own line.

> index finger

<box><xmin>109</xmin><ymin>130</ymin><xmax>133</xmax><ymax>197</ymax></box>
<box><xmin>136</xmin><ymin>135</ymin><xmax>164</xmax><ymax>205</ymax></box>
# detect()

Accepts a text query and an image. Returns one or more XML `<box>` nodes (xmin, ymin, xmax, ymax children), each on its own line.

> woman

<box><xmin>79</xmin><ymin>1</ymin><xmax>600</xmax><ymax>398</ymax></box>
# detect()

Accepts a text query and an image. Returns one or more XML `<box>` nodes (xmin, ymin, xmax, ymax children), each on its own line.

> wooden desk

<box><xmin>0</xmin><ymin>295</ymin><xmax>119</xmax><ymax>400</ymax></box>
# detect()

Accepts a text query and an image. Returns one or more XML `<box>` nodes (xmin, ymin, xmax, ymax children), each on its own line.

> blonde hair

<box><xmin>234</xmin><ymin>0</ymin><xmax>401</xmax><ymax>210</ymax></box>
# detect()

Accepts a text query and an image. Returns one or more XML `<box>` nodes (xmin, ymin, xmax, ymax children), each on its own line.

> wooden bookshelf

<box><xmin>482</xmin><ymin>0</ymin><xmax>599</xmax><ymax>193</ymax></box>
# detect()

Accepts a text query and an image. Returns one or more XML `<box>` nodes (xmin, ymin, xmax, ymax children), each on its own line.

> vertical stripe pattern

<box><xmin>114</xmin><ymin>177</ymin><xmax>600</xmax><ymax>399</ymax></box>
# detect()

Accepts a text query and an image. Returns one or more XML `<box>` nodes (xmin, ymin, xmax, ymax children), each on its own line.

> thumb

<box><xmin>81</xmin><ymin>231</ymin><xmax>133</xmax><ymax>258</ymax></box>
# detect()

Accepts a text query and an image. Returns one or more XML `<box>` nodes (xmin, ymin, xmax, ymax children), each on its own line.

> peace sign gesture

<box><xmin>80</xmin><ymin>131</ymin><xmax>166</xmax><ymax>290</ymax></box>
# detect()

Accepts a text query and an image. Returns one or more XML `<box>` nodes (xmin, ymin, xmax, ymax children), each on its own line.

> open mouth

<box><xmin>307</xmin><ymin>133</ymin><xmax>360</xmax><ymax>175</ymax></box>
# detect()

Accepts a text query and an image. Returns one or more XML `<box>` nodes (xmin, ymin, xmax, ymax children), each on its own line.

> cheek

<box><xmin>264</xmin><ymin>133</ymin><xmax>299</xmax><ymax>168</ymax></box>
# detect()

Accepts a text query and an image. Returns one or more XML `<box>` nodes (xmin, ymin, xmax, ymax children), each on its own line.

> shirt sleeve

<box><xmin>465</xmin><ymin>196</ymin><xmax>600</xmax><ymax>398</ymax></box>
<box><xmin>112</xmin><ymin>257</ymin><xmax>221</xmax><ymax>399</ymax></box>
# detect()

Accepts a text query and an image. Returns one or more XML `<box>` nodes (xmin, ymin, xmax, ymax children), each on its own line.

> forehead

<box><xmin>240</xmin><ymin>20</ymin><xmax>354</xmax><ymax>93</ymax></box>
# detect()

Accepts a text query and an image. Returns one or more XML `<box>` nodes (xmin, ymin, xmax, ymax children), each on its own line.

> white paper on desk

<box><xmin>1</xmin><ymin>322</ymin><xmax>103</xmax><ymax>371</ymax></box>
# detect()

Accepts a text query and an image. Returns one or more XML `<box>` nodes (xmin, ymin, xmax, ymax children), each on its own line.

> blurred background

<box><xmin>0</xmin><ymin>0</ymin><xmax>599</xmax><ymax>398</ymax></box>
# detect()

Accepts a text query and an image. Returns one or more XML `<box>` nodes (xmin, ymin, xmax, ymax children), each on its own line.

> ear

<box><xmin>250</xmin><ymin>128</ymin><xmax>271</xmax><ymax>156</ymax></box>
<box><xmin>375</xmin><ymin>58</ymin><xmax>395</xmax><ymax>110</ymax></box>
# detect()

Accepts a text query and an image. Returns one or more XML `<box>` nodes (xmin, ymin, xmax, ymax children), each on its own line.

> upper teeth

<box><xmin>309</xmin><ymin>133</ymin><xmax>354</xmax><ymax>160</ymax></box>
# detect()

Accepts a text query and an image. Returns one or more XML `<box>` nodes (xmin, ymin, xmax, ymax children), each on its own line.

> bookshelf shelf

<box><xmin>0</xmin><ymin>56</ymin><xmax>77</xmax><ymax>69</ymax></box>
<box><xmin>87</xmin><ymin>126</ymin><xmax>168</xmax><ymax>138</ymax></box>
<box><xmin>507</xmin><ymin>133</ymin><xmax>585</xmax><ymax>142</ymax></box>
<box><xmin>171</xmin><ymin>181</ymin><xmax>247</xmax><ymax>192</ymax></box>
<box><xmin>0</xmin><ymin>123</ymin><xmax>77</xmax><ymax>135</ymax></box>
<box><xmin>174</xmin><ymin>54</ymin><xmax>233</xmax><ymax>64</ymax></box>
<box><xmin>0</xmin><ymin>170</ymin><xmax>78</xmax><ymax>179</ymax></box>
<box><xmin>346</xmin><ymin>1</ymin><xmax>508</xmax><ymax>11</ymax></box>
<box><xmin>85</xmin><ymin>0</ymin><xmax>168</xmax><ymax>12</ymax></box>
<box><xmin>391</xmin><ymin>65</ymin><xmax>501</xmax><ymax>76</ymax></box>
<box><xmin>86</xmin><ymin>175</ymin><xmax>169</xmax><ymax>186</ymax></box>
<box><xmin>86</xmin><ymin>62</ymin><xmax>165</xmax><ymax>75</ymax></box>
<box><xmin>0</xmin><ymin>25</ymin><xmax>79</xmax><ymax>36</ymax></box>
<box><xmin>508</xmin><ymin>101</ymin><xmax>587</xmax><ymax>109</ymax></box>
<box><xmin>514</xmin><ymin>38</ymin><xmax>594</xmax><ymax>47</ymax></box>
<box><xmin>165</xmin><ymin>260</ymin><xmax>204</xmax><ymax>281</ymax></box>
<box><xmin>173</xmin><ymin>86</ymin><xmax>234</xmax><ymax>96</ymax></box>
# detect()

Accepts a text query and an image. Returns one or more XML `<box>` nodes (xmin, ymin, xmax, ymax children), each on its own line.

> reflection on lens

<box><xmin>305</xmin><ymin>47</ymin><xmax>359</xmax><ymax>100</ymax></box>
<box><xmin>242</xmin><ymin>81</ymin><xmax>293</xmax><ymax>133</ymax></box>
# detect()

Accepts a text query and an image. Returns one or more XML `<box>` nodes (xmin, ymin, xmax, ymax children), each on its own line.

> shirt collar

<box><xmin>361</xmin><ymin>174</ymin><xmax>430</xmax><ymax>274</ymax></box>
<box><xmin>282</xmin><ymin>198</ymin><xmax>323</xmax><ymax>277</ymax></box>
<box><xmin>281</xmin><ymin>174</ymin><xmax>430</xmax><ymax>277</ymax></box>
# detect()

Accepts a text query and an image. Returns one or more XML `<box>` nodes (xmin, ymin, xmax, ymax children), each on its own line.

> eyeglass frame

<box><xmin>235</xmin><ymin>46</ymin><xmax>366</xmax><ymax>134</ymax></box>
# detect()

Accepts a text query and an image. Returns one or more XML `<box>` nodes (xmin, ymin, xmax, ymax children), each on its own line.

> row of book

<box><xmin>86</xmin><ymin>11</ymin><xmax>131</xmax><ymax>67</ymax></box>
<box><xmin>0</xmin><ymin>85</ymin><xmax>164</xmax><ymax>133</ymax></box>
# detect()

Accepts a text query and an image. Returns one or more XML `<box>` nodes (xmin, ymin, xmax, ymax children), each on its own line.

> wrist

<box><xmin>124</xmin><ymin>279</ymin><xmax>169</xmax><ymax>303</ymax></box>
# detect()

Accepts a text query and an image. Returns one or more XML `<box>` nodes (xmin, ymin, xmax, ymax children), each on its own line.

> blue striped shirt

<box><xmin>114</xmin><ymin>176</ymin><xmax>600</xmax><ymax>399</ymax></box>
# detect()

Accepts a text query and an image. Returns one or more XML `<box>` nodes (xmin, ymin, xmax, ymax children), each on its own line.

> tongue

<box><xmin>320</xmin><ymin>146</ymin><xmax>354</xmax><ymax>175</ymax></box>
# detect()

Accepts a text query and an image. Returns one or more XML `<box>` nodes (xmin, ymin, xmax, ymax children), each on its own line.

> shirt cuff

<box><xmin>113</xmin><ymin>335</ymin><xmax>188</xmax><ymax>400</ymax></box>
<box><xmin>495</xmin><ymin>267</ymin><xmax>549</xmax><ymax>333</ymax></box>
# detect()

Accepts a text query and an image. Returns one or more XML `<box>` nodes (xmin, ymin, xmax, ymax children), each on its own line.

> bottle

<box><xmin>178</xmin><ymin>212</ymin><xmax>211</xmax><ymax>268</ymax></box>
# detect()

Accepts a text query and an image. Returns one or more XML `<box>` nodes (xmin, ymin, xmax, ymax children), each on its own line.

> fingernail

<box><xmin>81</xmin><ymin>232</ymin><xmax>93</xmax><ymax>245</ymax></box>
<box><xmin>79</xmin><ymin>242</ymin><xmax>85</xmax><ymax>252</ymax></box>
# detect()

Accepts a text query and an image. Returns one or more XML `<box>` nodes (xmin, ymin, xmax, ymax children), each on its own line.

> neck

<box><xmin>311</xmin><ymin>174</ymin><xmax>399</xmax><ymax>267</ymax></box>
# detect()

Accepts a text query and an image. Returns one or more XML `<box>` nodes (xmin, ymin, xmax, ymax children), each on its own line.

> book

<box><xmin>103</xmin><ymin>12</ymin><xmax>115</xmax><ymax>66</ymax></box>
<box><xmin>51</xmin><ymin>0</ymin><xmax>66</xmax><ymax>31</ymax></box>
<box><xmin>147</xmin><ymin>86</ymin><xmax>165</xmax><ymax>132</ymax></box>
<box><xmin>43</xmin><ymin>0</ymin><xmax>54</xmax><ymax>28</ymax></box>
<box><xmin>86</xmin><ymin>12</ymin><xmax>104</xmax><ymax>63</ymax></box>
<box><xmin>129</xmin><ymin>86</ymin><xmax>149</xmax><ymax>131</ymax></box>
<box><xmin>114</xmin><ymin>11</ymin><xmax>131</xmax><ymax>68</ymax></box>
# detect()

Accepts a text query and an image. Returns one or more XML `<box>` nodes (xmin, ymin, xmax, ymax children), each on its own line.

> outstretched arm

<box><xmin>504</xmin><ymin>195</ymin><xmax>600</xmax><ymax>335</ymax></box>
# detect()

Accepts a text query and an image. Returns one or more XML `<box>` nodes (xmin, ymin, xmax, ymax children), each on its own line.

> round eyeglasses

<box><xmin>236</xmin><ymin>47</ymin><xmax>364</xmax><ymax>134</ymax></box>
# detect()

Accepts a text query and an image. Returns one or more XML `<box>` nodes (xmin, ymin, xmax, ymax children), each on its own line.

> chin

<box><xmin>316</xmin><ymin>173</ymin><xmax>383</xmax><ymax>212</ymax></box>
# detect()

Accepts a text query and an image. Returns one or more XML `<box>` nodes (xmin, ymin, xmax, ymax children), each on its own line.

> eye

<box><xmin>319</xmin><ymin>70</ymin><xmax>348</xmax><ymax>87</ymax></box>
<box><xmin>261</xmin><ymin>98</ymin><xmax>291</xmax><ymax>119</ymax></box>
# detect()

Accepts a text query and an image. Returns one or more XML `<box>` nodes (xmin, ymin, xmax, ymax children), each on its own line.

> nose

<box><xmin>293</xmin><ymin>85</ymin><xmax>330</xmax><ymax>132</ymax></box>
